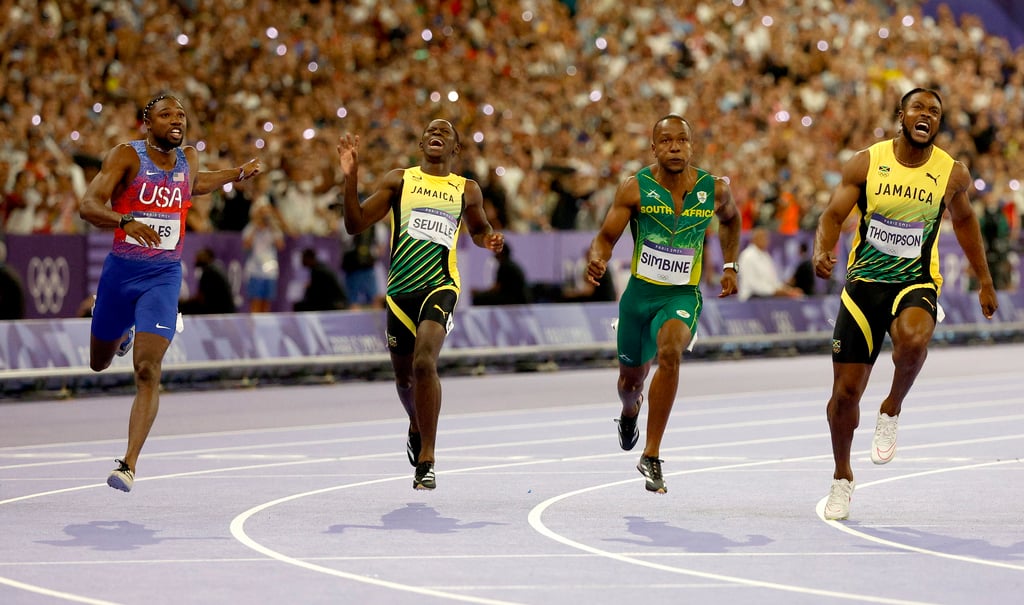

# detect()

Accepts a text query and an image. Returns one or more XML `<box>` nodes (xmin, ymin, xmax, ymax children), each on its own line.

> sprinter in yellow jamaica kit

<box><xmin>337</xmin><ymin>120</ymin><xmax>504</xmax><ymax>491</ymax></box>
<box><xmin>814</xmin><ymin>88</ymin><xmax>997</xmax><ymax>520</ymax></box>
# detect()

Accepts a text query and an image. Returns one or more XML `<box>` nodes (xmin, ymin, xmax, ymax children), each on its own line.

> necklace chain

<box><xmin>147</xmin><ymin>139</ymin><xmax>171</xmax><ymax>154</ymax></box>
<box><xmin>898</xmin><ymin>154</ymin><xmax>929</xmax><ymax>168</ymax></box>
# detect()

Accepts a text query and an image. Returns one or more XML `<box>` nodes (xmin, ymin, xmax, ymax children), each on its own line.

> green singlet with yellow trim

<box><xmin>846</xmin><ymin>139</ymin><xmax>954</xmax><ymax>291</ymax></box>
<box><xmin>387</xmin><ymin>166</ymin><xmax>467</xmax><ymax>296</ymax></box>
<box><xmin>630</xmin><ymin>166</ymin><xmax>717</xmax><ymax>287</ymax></box>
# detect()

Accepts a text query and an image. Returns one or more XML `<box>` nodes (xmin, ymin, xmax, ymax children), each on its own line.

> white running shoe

<box><xmin>824</xmin><ymin>478</ymin><xmax>854</xmax><ymax>520</ymax></box>
<box><xmin>115</xmin><ymin>326</ymin><xmax>135</xmax><ymax>357</ymax></box>
<box><xmin>107</xmin><ymin>459</ymin><xmax>134</xmax><ymax>492</ymax></box>
<box><xmin>871</xmin><ymin>412</ymin><xmax>899</xmax><ymax>464</ymax></box>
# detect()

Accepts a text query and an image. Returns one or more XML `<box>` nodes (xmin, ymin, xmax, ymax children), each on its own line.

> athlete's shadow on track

<box><xmin>326</xmin><ymin>503</ymin><xmax>505</xmax><ymax>535</ymax></box>
<box><xmin>36</xmin><ymin>520</ymin><xmax>218</xmax><ymax>552</ymax></box>
<box><xmin>848</xmin><ymin>523</ymin><xmax>1024</xmax><ymax>561</ymax></box>
<box><xmin>605</xmin><ymin>515</ymin><xmax>772</xmax><ymax>552</ymax></box>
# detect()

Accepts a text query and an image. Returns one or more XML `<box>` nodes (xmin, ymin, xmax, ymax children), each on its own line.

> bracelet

<box><xmin>236</xmin><ymin>167</ymin><xmax>244</xmax><ymax>182</ymax></box>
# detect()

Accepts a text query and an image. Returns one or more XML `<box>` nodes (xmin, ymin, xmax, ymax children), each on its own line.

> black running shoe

<box><xmin>413</xmin><ymin>461</ymin><xmax>435</xmax><ymax>490</ymax></box>
<box><xmin>637</xmin><ymin>455</ymin><xmax>666</xmax><ymax>493</ymax></box>
<box><xmin>107</xmin><ymin>458</ymin><xmax>134</xmax><ymax>492</ymax></box>
<box><xmin>407</xmin><ymin>431</ymin><xmax>421</xmax><ymax>467</ymax></box>
<box><xmin>616</xmin><ymin>395</ymin><xmax>642</xmax><ymax>451</ymax></box>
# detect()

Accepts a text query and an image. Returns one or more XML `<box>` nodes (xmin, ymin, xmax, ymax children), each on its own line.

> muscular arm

<box><xmin>192</xmin><ymin>151</ymin><xmax>261</xmax><ymax>196</ymax></box>
<box><xmin>714</xmin><ymin>177</ymin><xmax>741</xmax><ymax>297</ymax></box>
<box><xmin>946</xmin><ymin>161</ymin><xmax>998</xmax><ymax>318</ymax></box>
<box><xmin>79</xmin><ymin>144</ymin><xmax>137</xmax><ymax>229</ymax></box>
<box><xmin>585</xmin><ymin>176</ymin><xmax>638</xmax><ymax>286</ymax></box>
<box><xmin>814</xmin><ymin>149</ymin><xmax>868</xmax><ymax>279</ymax></box>
<box><xmin>463</xmin><ymin>179</ymin><xmax>504</xmax><ymax>251</ymax></box>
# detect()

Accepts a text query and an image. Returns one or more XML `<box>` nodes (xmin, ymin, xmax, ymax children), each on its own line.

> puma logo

<box><xmin>925</xmin><ymin>172</ymin><xmax>939</xmax><ymax>186</ymax></box>
<box><xmin>433</xmin><ymin>304</ymin><xmax>448</xmax><ymax>319</ymax></box>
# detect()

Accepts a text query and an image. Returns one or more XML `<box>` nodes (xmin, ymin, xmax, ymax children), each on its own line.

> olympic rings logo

<box><xmin>27</xmin><ymin>256</ymin><xmax>70</xmax><ymax>315</ymax></box>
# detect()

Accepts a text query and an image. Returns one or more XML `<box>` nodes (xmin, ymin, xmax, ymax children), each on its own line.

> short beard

<box><xmin>900</xmin><ymin>123</ymin><xmax>936</xmax><ymax>150</ymax></box>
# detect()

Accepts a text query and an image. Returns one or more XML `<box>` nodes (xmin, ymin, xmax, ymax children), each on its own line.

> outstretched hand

<box><xmin>237</xmin><ymin>158</ymin><xmax>262</xmax><ymax>181</ymax></box>
<box><xmin>337</xmin><ymin>134</ymin><xmax>360</xmax><ymax>178</ymax></box>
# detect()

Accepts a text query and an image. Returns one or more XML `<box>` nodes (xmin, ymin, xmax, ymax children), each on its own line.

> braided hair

<box><xmin>142</xmin><ymin>94</ymin><xmax>182</xmax><ymax>122</ymax></box>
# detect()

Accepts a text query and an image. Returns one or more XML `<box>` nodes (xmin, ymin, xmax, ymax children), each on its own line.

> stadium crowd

<box><xmin>1</xmin><ymin>0</ymin><xmax>1022</xmax><ymax>250</ymax></box>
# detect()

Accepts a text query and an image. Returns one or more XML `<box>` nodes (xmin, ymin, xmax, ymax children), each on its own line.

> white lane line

<box><xmin>2</xmin><ymin>403</ymin><xmax>1021</xmax><ymax>603</ymax></box>
<box><xmin>525</xmin><ymin>456</ymin><xmax>936</xmax><ymax>605</ymax></box>
<box><xmin>228</xmin><ymin>463</ymin><xmax>554</xmax><ymax>605</ymax></box>
<box><xmin>523</xmin><ymin>433</ymin><xmax>1024</xmax><ymax>603</ymax></box>
<box><xmin>0</xmin><ymin>458</ymin><xmax>336</xmax><ymax>506</ymax></box>
<box><xmin>0</xmin><ymin>576</ymin><xmax>120</xmax><ymax>605</ymax></box>
<box><xmin>814</xmin><ymin>459</ymin><xmax>1024</xmax><ymax>571</ymax></box>
<box><xmin>0</xmin><ymin>408</ymin><xmax>1006</xmax><ymax>475</ymax></box>
<box><xmin>0</xmin><ymin>551</ymin><xmax>911</xmax><ymax>568</ymax></box>
<box><xmin>226</xmin><ymin>435</ymin><xmax>1023</xmax><ymax>605</ymax></box>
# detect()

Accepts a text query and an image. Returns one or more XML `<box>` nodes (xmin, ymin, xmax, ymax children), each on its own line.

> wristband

<box><xmin>119</xmin><ymin>214</ymin><xmax>135</xmax><ymax>229</ymax></box>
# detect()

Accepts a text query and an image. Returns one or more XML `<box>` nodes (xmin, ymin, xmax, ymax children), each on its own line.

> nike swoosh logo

<box><xmin>146</xmin><ymin>170</ymin><xmax>159</xmax><ymax>176</ymax></box>
<box><xmin>155</xmin><ymin>323</ymin><xmax>171</xmax><ymax>330</ymax></box>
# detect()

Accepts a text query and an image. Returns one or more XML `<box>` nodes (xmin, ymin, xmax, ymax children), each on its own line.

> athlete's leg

<box><xmin>89</xmin><ymin>270</ymin><xmax>134</xmax><ymax>372</ymax></box>
<box><xmin>89</xmin><ymin>333</ymin><xmax>129</xmax><ymax>372</ymax></box>
<box><xmin>120</xmin><ymin>331</ymin><xmax>171</xmax><ymax>473</ymax></box>
<box><xmin>643</xmin><ymin>318</ymin><xmax>689</xmax><ymax>458</ymax></box>
<box><xmin>880</xmin><ymin>307</ymin><xmax>935</xmax><ymax>417</ymax></box>
<box><xmin>409</xmin><ymin>320</ymin><xmax>446</xmax><ymax>464</ymax></box>
<box><xmin>390</xmin><ymin>352</ymin><xmax>416</xmax><ymax>430</ymax></box>
<box><xmin>617</xmin><ymin>364</ymin><xmax>649</xmax><ymax>418</ymax></box>
<box><xmin>827</xmin><ymin>362</ymin><xmax>872</xmax><ymax>481</ymax></box>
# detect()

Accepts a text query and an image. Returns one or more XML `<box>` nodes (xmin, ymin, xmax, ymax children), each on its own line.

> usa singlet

<box><xmin>845</xmin><ymin>139</ymin><xmax>954</xmax><ymax>290</ymax></box>
<box><xmin>630</xmin><ymin>166</ymin><xmax>717</xmax><ymax>286</ymax></box>
<box><xmin>111</xmin><ymin>140</ymin><xmax>192</xmax><ymax>262</ymax></box>
<box><xmin>386</xmin><ymin>166</ymin><xmax>466</xmax><ymax>296</ymax></box>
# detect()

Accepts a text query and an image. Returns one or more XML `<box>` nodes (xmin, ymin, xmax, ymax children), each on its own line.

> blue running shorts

<box><xmin>91</xmin><ymin>254</ymin><xmax>182</xmax><ymax>342</ymax></box>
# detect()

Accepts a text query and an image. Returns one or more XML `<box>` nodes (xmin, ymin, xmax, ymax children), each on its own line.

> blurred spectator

<box><xmin>341</xmin><ymin>225</ymin><xmax>382</xmax><ymax>308</ymax></box>
<box><xmin>2</xmin><ymin>170</ymin><xmax>40</xmax><ymax>234</ymax></box>
<box><xmin>0</xmin><ymin>255</ymin><xmax>26</xmax><ymax>320</ymax></box>
<box><xmin>0</xmin><ymin>0</ymin><xmax>1020</xmax><ymax>244</ymax></box>
<box><xmin>242</xmin><ymin>204</ymin><xmax>285</xmax><ymax>313</ymax></box>
<box><xmin>293</xmin><ymin>248</ymin><xmax>348</xmax><ymax>312</ymax></box>
<box><xmin>788</xmin><ymin>241</ymin><xmax>817</xmax><ymax>296</ymax></box>
<box><xmin>179</xmin><ymin>247</ymin><xmax>237</xmax><ymax>315</ymax></box>
<box><xmin>472</xmin><ymin>242</ymin><xmax>530</xmax><ymax>306</ymax></box>
<box><xmin>562</xmin><ymin>267</ymin><xmax>616</xmax><ymax>303</ymax></box>
<box><xmin>979</xmin><ymin>194</ymin><xmax>1012</xmax><ymax>290</ymax></box>
<box><xmin>562</xmin><ymin>247</ymin><xmax>617</xmax><ymax>303</ymax></box>
<box><xmin>738</xmin><ymin>227</ymin><xmax>804</xmax><ymax>301</ymax></box>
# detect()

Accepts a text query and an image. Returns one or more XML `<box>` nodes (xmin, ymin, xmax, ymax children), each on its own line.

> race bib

<box><xmin>637</xmin><ymin>240</ymin><xmax>695</xmax><ymax>285</ymax></box>
<box><xmin>866</xmin><ymin>213</ymin><xmax>924</xmax><ymax>258</ymax></box>
<box><xmin>408</xmin><ymin>207</ymin><xmax>457</xmax><ymax>249</ymax></box>
<box><xmin>127</xmin><ymin>213</ymin><xmax>181</xmax><ymax>250</ymax></box>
